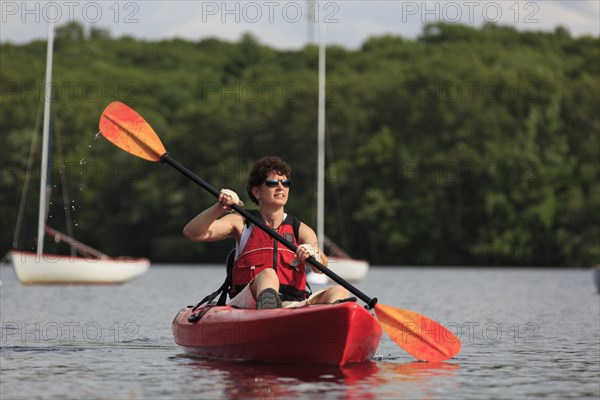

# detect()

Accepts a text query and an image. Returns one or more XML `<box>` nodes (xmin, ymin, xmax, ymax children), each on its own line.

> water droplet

<box><xmin>79</xmin><ymin>159</ymin><xmax>85</xmax><ymax>165</ymax></box>
<box><xmin>94</xmin><ymin>132</ymin><xmax>101</xmax><ymax>140</ymax></box>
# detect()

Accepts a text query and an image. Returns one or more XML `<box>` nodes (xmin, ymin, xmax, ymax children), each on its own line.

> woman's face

<box><xmin>252</xmin><ymin>171</ymin><xmax>290</xmax><ymax>207</ymax></box>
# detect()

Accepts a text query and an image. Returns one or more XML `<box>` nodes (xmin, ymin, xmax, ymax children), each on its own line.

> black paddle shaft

<box><xmin>160</xmin><ymin>153</ymin><xmax>378</xmax><ymax>309</ymax></box>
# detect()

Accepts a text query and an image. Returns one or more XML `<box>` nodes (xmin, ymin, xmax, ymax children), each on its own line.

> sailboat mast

<box><xmin>36</xmin><ymin>20</ymin><xmax>55</xmax><ymax>256</ymax></box>
<box><xmin>316</xmin><ymin>19</ymin><xmax>326</xmax><ymax>251</ymax></box>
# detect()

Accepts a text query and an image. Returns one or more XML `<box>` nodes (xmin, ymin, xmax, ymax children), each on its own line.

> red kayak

<box><xmin>172</xmin><ymin>302</ymin><xmax>382</xmax><ymax>366</ymax></box>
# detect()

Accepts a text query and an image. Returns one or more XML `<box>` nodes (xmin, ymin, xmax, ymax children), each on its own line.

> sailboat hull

<box><xmin>307</xmin><ymin>258</ymin><xmax>369</xmax><ymax>285</ymax></box>
<box><xmin>9</xmin><ymin>250</ymin><xmax>149</xmax><ymax>285</ymax></box>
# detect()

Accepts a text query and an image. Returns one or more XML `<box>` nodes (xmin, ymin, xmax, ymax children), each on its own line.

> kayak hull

<box><xmin>172</xmin><ymin>302</ymin><xmax>382</xmax><ymax>366</ymax></box>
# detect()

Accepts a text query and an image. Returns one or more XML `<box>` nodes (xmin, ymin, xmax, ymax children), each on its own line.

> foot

<box><xmin>256</xmin><ymin>288</ymin><xmax>282</xmax><ymax>310</ymax></box>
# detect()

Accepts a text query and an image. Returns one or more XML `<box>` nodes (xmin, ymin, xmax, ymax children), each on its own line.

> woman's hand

<box><xmin>218</xmin><ymin>189</ymin><xmax>244</xmax><ymax>210</ymax></box>
<box><xmin>295</xmin><ymin>244</ymin><xmax>324</xmax><ymax>274</ymax></box>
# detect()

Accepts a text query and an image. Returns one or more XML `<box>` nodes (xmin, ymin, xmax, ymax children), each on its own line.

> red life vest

<box><xmin>231</xmin><ymin>212</ymin><xmax>308</xmax><ymax>301</ymax></box>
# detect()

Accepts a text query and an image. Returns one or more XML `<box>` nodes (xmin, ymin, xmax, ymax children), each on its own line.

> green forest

<box><xmin>1</xmin><ymin>22</ymin><xmax>598</xmax><ymax>266</ymax></box>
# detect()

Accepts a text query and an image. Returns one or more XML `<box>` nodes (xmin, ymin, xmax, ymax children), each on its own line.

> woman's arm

<box><xmin>297</xmin><ymin>222</ymin><xmax>328</xmax><ymax>268</ymax></box>
<box><xmin>183</xmin><ymin>191</ymin><xmax>243</xmax><ymax>242</ymax></box>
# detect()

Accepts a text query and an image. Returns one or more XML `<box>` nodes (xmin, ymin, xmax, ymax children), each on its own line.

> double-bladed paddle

<box><xmin>99</xmin><ymin>101</ymin><xmax>462</xmax><ymax>362</ymax></box>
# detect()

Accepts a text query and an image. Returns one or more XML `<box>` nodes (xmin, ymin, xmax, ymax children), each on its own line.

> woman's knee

<box><xmin>256</xmin><ymin>268</ymin><xmax>277</xmax><ymax>281</ymax></box>
<box><xmin>331</xmin><ymin>285</ymin><xmax>350</xmax><ymax>299</ymax></box>
<box><xmin>251</xmin><ymin>268</ymin><xmax>279</xmax><ymax>297</ymax></box>
<box><xmin>317</xmin><ymin>285</ymin><xmax>350</xmax><ymax>303</ymax></box>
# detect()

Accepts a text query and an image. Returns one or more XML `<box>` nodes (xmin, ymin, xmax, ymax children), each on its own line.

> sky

<box><xmin>1</xmin><ymin>1</ymin><xmax>599</xmax><ymax>49</ymax></box>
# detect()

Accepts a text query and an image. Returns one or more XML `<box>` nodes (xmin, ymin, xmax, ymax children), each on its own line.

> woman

<box><xmin>183</xmin><ymin>156</ymin><xmax>350</xmax><ymax>309</ymax></box>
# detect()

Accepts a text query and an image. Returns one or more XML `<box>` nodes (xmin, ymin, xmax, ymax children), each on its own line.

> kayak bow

<box><xmin>172</xmin><ymin>302</ymin><xmax>382</xmax><ymax>366</ymax></box>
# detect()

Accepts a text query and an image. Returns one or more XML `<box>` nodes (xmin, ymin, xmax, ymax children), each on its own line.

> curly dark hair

<box><xmin>247</xmin><ymin>156</ymin><xmax>292</xmax><ymax>204</ymax></box>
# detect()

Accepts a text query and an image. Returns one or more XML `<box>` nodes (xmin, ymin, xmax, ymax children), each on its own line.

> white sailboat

<box><xmin>9</xmin><ymin>21</ymin><xmax>149</xmax><ymax>284</ymax></box>
<box><xmin>307</xmin><ymin>19</ymin><xmax>369</xmax><ymax>285</ymax></box>
<box><xmin>308</xmin><ymin>237</ymin><xmax>370</xmax><ymax>285</ymax></box>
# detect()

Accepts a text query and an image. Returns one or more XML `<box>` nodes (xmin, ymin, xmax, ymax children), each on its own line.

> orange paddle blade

<box><xmin>375</xmin><ymin>304</ymin><xmax>461</xmax><ymax>362</ymax></box>
<box><xmin>99</xmin><ymin>101</ymin><xmax>166</xmax><ymax>161</ymax></box>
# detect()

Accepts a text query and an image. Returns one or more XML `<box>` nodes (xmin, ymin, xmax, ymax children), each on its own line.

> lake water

<box><xmin>1</xmin><ymin>264</ymin><xmax>598</xmax><ymax>399</ymax></box>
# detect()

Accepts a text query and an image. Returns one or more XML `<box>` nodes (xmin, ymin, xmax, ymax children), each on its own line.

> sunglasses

<box><xmin>263</xmin><ymin>179</ymin><xmax>291</xmax><ymax>188</ymax></box>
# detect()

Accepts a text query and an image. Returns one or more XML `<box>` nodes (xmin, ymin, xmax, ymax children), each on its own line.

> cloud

<box><xmin>528</xmin><ymin>0</ymin><xmax>600</xmax><ymax>36</ymax></box>
<box><xmin>1</xmin><ymin>0</ymin><xmax>598</xmax><ymax>47</ymax></box>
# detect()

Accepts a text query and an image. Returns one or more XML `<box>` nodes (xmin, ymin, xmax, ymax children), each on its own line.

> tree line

<box><xmin>1</xmin><ymin>22</ymin><xmax>598</xmax><ymax>266</ymax></box>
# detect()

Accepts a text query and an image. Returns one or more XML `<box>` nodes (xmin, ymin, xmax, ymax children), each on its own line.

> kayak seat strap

<box><xmin>190</xmin><ymin>249</ymin><xmax>235</xmax><ymax>313</ymax></box>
